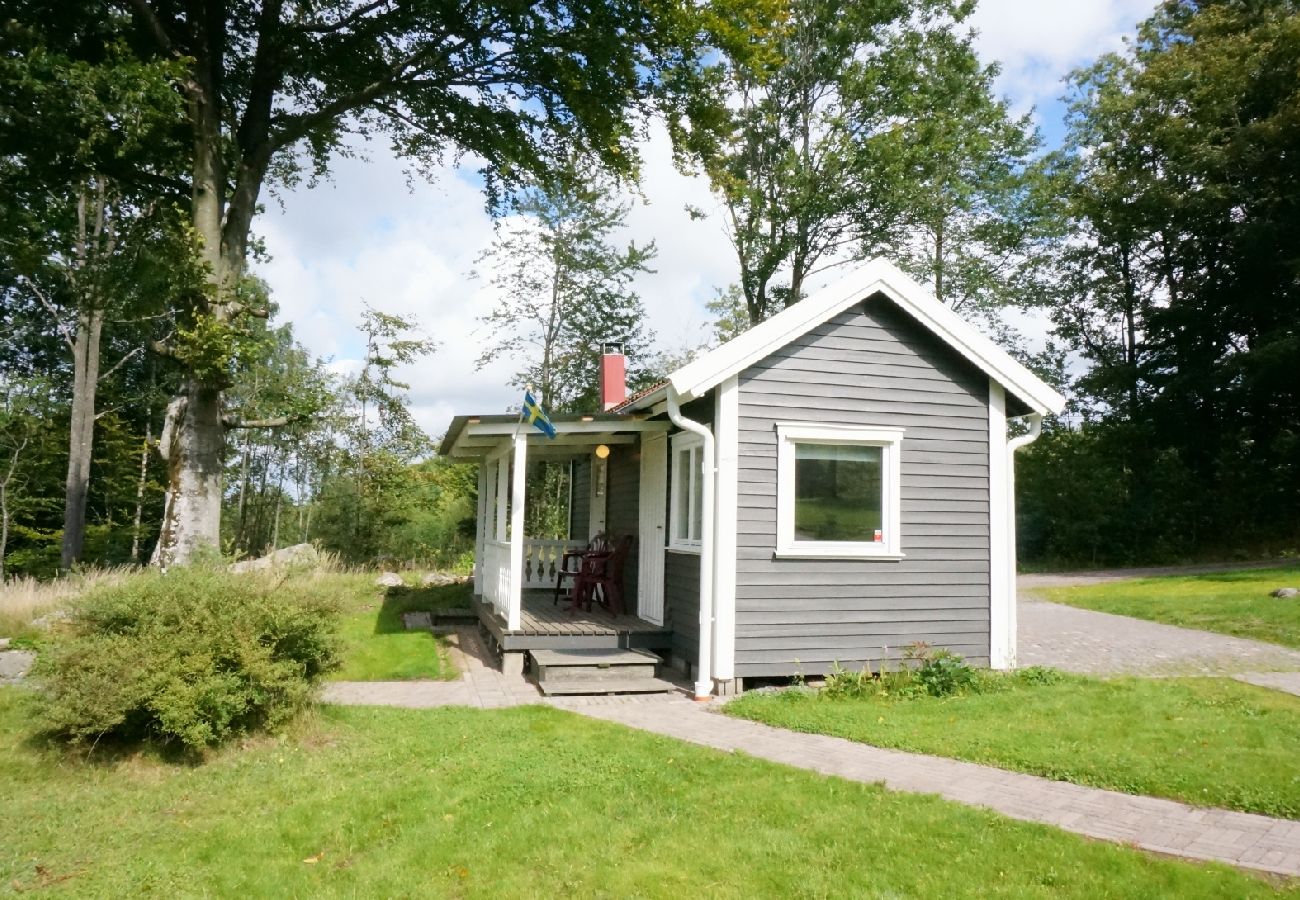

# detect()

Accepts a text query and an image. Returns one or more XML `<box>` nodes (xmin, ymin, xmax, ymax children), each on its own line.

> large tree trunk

<box><xmin>60</xmin><ymin>307</ymin><xmax>104</xmax><ymax>569</ymax></box>
<box><xmin>153</xmin><ymin>381</ymin><xmax>226</xmax><ymax>567</ymax></box>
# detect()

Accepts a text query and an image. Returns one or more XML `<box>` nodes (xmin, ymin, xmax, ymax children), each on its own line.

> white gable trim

<box><xmin>625</xmin><ymin>258</ymin><xmax>1066</xmax><ymax>417</ymax></box>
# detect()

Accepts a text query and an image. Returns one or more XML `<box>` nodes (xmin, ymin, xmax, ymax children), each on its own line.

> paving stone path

<box><xmin>323</xmin><ymin>627</ymin><xmax>1300</xmax><ymax>878</ymax></box>
<box><xmin>1017</xmin><ymin>569</ymin><xmax>1300</xmax><ymax>696</ymax></box>
<box><xmin>1018</xmin><ymin>598</ymin><xmax>1300</xmax><ymax>677</ymax></box>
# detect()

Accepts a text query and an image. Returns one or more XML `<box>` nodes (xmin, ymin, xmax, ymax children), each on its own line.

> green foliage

<box><xmin>1033</xmin><ymin>0</ymin><xmax>1300</xmax><ymax>564</ymax></box>
<box><xmin>915</xmin><ymin>649</ymin><xmax>979</xmax><ymax>697</ymax></box>
<box><xmin>821</xmin><ymin>646</ymin><xmax>981</xmax><ymax>700</ymax></box>
<box><xmin>708</xmin><ymin>0</ymin><xmax>1047</xmax><ymax>336</ymax></box>
<box><xmin>34</xmin><ymin>568</ymin><xmax>339</xmax><ymax>751</ymax></box>
<box><xmin>475</xmin><ymin>176</ymin><xmax>657</xmax><ymax>413</ymax></box>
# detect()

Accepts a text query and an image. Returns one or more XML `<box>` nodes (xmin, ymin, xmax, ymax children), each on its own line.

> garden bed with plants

<box><xmin>725</xmin><ymin>650</ymin><xmax>1300</xmax><ymax>819</ymax></box>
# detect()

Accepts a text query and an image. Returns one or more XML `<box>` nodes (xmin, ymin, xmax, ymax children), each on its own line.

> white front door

<box><xmin>637</xmin><ymin>432</ymin><xmax>668</xmax><ymax>625</ymax></box>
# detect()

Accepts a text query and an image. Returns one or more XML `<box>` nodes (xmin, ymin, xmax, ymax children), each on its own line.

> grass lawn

<box><xmin>0</xmin><ymin>689</ymin><xmax>1291</xmax><ymax>897</ymax></box>
<box><xmin>726</xmin><ymin>674</ymin><xmax>1300</xmax><ymax>819</ymax></box>
<box><xmin>1044</xmin><ymin>566</ymin><xmax>1300</xmax><ymax>649</ymax></box>
<box><xmin>325</xmin><ymin>575</ymin><xmax>469</xmax><ymax>682</ymax></box>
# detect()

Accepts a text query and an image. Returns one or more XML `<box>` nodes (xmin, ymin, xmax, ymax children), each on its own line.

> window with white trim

<box><xmin>669</xmin><ymin>433</ymin><xmax>705</xmax><ymax>551</ymax></box>
<box><xmin>776</xmin><ymin>423</ymin><xmax>904</xmax><ymax>559</ymax></box>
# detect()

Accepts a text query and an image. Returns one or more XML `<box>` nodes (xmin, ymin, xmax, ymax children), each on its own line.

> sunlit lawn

<box><xmin>0</xmin><ymin>689</ymin><xmax>1290</xmax><ymax>898</ymax></box>
<box><xmin>1044</xmin><ymin>567</ymin><xmax>1300</xmax><ymax>649</ymax></box>
<box><xmin>325</xmin><ymin>575</ymin><xmax>469</xmax><ymax>681</ymax></box>
<box><xmin>727</xmin><ymin>673</ymin><xmax>1300</xmax><ymax>818</ymax></box>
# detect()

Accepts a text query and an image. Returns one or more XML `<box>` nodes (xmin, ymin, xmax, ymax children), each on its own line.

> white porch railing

<box><xmin>482</xmin><ymin>540</ymin><xmax>512</xmax><ymax>622</ymax></box>
<box><xmin>522</xmin><ymin>539</ymin><xmax>586</xmax><ymax>590</ymax></box>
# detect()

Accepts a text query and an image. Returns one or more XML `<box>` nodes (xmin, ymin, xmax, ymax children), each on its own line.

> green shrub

<box><xmin>915</xmin><ymin>650</ymin><xmax>978</xmax><ymax>697</ymax></box>
<box><xmin>35</xmin><ymin>567</ymin><xmax>339</xmax><ymax>752</ymax></box>
<box><xmin>1013</xmin><ymin>665</ymin><xmax>1067</xmax><ymax>687</ymax></box>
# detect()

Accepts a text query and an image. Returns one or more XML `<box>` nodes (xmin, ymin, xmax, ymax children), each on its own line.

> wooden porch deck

<box><xmin>476</xmin><ymin>590</ymin><xmax>673</xmax><ymax>652</ymax></box>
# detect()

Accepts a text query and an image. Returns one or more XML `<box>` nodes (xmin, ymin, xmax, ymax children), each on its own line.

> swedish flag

<box><xmin>522</xmin><ymin>391</ymin><xmax>557</xmax><ymax>439</ymax></box>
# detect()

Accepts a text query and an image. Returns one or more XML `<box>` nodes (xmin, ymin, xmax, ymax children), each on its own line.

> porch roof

<box><xmin>439</xmin><ymin>411</ymin><xmax>669</xmax><ymax>459</ymax></box>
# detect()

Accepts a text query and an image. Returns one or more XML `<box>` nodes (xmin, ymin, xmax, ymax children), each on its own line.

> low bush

<box><xmin>34</xmin><ymin>567</ymin><xmax>339</xmax><ymax>752</ymax></box>
<box><xmin>915</xmin><ymin>650</ymin><xmax>979</xmax><ymax>697</ymax></box>
<box><xmin>819</xmin><ymin>647</ymin><xmax>1058</xmax><ymax>702</ymax></box>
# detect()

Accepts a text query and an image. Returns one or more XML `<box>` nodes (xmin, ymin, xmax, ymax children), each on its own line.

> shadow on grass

<box><xmin>372</xmin><ymin>582</ymin><xmax>472</xmax><ymax>636</ymax></box>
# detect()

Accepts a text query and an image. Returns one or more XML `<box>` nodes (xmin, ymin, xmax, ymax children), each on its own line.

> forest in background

<box><xmin>0</xmin><ymin>0</ymin><xmax>1297</xmax><ymax>577</ymax></box>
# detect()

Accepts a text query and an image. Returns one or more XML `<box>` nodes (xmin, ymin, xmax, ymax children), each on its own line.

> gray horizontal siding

<box><xmin>733</xmin><ymin>293</ymin><xmax>992</xmax><ymax>677</ymax></box>
<box><xmin>570</xmin><ymin>456</ymin><xmax>590</xmax><ymax>540</ymax></box>
<box><xmin>664</xmin><ymin>550</ymin><xmax>701</xmax><ymax>665</ymax></box>
<box><xmin>605</xmin><ymin>444</ymin><xmax>640</xmax><ymax>614</ymax></box>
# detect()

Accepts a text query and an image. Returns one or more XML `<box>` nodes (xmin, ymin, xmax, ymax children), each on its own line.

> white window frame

<box><xmin>775</xmin><ymin>422</ymin><xmax>905</xmax><ymax>560</ymax></box>
<box><xmin>669</xmin><ymin>432</ymin><xmax>705</xmax><ymax>553</ymax></box>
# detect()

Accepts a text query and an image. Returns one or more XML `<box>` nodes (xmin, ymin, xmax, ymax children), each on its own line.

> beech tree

<box><xmin>13</xmin><ymin>0</ymin><xmax>760</xmax><ymax>565</ymax></box>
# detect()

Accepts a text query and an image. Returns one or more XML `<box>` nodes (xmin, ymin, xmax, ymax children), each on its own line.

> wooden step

<box><xmin>537</xmin><ymin>677</ymin><xmax>678</xmax><ymax>696</ymax></box>
<box><xmin>531</xmin><ymin>648</ymin><xmax>660</xmax><ymax>679</ymax></box>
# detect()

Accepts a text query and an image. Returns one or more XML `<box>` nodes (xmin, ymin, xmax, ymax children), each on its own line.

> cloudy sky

<box><xmin>254</xmin><ymin>0</ymin><xmax>1156</xmax><ymax>440</ymax></box>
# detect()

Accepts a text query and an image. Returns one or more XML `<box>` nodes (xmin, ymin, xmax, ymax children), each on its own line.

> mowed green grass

<box><xmin>727</xmin><ymin>675</ymin><xmax>1300</xmax><ymax>818</ymax></box>
<box><xmin>1044</xmin><ymin>566</ymin><xmax>1300</xmax><ymax>649</ymax></box>
<box><xmin>0</xmin><ymin>690</ymin><xmax>1290</xmax><ymax>898</ymax></box>
<box><xmin>322</xmin><ymin>574</ymin><xmax>469</xmax><ymax>682</ymax></box>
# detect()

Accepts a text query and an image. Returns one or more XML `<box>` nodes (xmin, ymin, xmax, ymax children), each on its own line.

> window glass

<box><xmin>793</xmin><ymin>443</ymin><xmax>883</xmax><ymax>543</ymax></box>
<box><xmin>675</xmin><ymin>447</ymin><xmax>693</xmax><ymax>542</ymax></box>
<box><xmin>690</xmin><ymin>446</ymin><xmax>704</xmax><ymax>540</ymax></box>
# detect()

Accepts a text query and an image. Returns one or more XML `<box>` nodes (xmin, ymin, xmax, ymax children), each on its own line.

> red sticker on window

<box><xmin>873</xmin><ymin>529</ymin><xmax>883</xmax><ymax>542</ymax></box>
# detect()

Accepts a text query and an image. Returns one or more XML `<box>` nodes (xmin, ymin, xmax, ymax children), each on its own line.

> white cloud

<box><xmin>969</xmin><ymin>0</ymin><xmax>1156</xmax><ymax>111</ymax></box>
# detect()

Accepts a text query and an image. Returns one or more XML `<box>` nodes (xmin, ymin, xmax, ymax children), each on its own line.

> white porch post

<box><xmin>988</xmin><ymin>381</ymin><xmax>1012</xmax><ymax>669</ymax></box>
<box><xmin>507</xmin><ymin>433</ymin><xmax>527</xmax><ymax>631</ymax></box>
<box><xmin>473</xmin><ymin>461</ymin><xmax>488</xmax><ymax>595</ymax></box>
<box><xmin>495</xmin><ymin>451</ymin><xmax>509</xmax><ymax>542</ymax></box>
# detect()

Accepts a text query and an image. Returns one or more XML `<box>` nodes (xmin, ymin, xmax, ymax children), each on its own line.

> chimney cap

<box><xmin>601</xmin><ymin>340</ymin><xmax>625</xmax><ymax>356</ymax></box>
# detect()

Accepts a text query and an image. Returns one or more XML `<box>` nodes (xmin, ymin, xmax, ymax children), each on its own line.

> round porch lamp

<box><xmin>594</xmin><ymin>444</ymin><xmax>610</xmax><ymax>459</ymax></box>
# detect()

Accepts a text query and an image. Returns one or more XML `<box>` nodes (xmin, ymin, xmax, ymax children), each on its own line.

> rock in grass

<box><xmin>0</xmin><ymin>638</ymin><xmax>9</xmax><ymax>650</ymax></box>
<box><xmin>420</xmin><ymin>572</ymin><xmax>466</xmax><ymax>587</ymax></box>
<box><xmin>375</xmin><ymin>572</ymin><xmax>404</xmax><ymax>588</ymax></box>
<box><xmin>1270</xmin><ymin>587</ymin><xmax>1299</xmax><ymax>599</ymax></box>
<box><xmin>230</xmin><ymin>543</ymin><xmax>319</xmax><ymax>574</ymax></box>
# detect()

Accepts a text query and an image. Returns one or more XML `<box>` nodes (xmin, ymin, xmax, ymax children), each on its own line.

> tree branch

<box><xmin>98</xmin><ymin>345</ymin><xmax>147</xmax><ymax>384</ymax></box>
<box><xmin>23</xmin><ymin>279</ymin><xmax>76</xmax><ymax>351</ymax></box>
<box><xmin>222</xmin><ymin>414</ymin><xmax>306</xmax><ymax>429</ymax></box>
<box><xmin>123</xmin><ymin>0</ymin><xmax>177</xmax><ymax>54</ymax></box>
<box><xmin>296</xmin><ymin>0</ymin><xmax>390</xmax><ymax>35</ymax></box>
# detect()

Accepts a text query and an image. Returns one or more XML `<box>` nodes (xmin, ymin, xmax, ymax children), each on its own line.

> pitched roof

<box><xmin>618</xmin><ymin>258</ymin><xmax>1066</xmax><ymax>416</ymax></box>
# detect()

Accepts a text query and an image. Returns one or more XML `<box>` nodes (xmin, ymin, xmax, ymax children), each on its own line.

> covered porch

<box><xmin>441</xmin><ymin>412</ymin><xmax>673</xmax><ymax>665</ymax></box>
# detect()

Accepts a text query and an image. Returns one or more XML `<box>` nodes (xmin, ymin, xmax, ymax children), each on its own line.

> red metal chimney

<box><xmin>599</xmin><ymin>342</ymin><xmax>627</xmax><ymax>411</ymax></box>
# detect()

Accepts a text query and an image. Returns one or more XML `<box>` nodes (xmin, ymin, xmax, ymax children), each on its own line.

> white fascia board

<box><xmin>641</xmin><ymin>258</ymin><xmax>1066</xmax><ymax>417</ymax></box>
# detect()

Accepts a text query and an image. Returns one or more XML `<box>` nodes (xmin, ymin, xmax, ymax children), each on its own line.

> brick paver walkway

<box><xmin>322</xmin><ymin>626</ymin><xmax>1300</xmax><ymax>878</ymax></box>
<box><xmin>1018</xmin><ymin>596</ymin><xmax>1300</xmax><ymax>675</ymax></box>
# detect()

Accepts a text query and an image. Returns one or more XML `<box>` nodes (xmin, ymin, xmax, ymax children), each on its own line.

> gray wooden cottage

<box><xmin>439</xmin><ymin>258</ymin><xmax>1065</xmax><ymax>699</ymax></box>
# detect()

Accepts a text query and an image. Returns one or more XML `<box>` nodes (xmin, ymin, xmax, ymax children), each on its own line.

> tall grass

<box><xmin>0</xmin><ymin>567</ymin><xmax>135</xmax><ymax>640</ymax></box>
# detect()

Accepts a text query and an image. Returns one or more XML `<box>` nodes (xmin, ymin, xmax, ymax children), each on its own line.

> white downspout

<box><xmin>666</xmin><ymin>385</ymin><xmax>715</xmax><ymax>701</ymax></box>
<box><xmin>1004</xmin><ymin>412</ymin><xmax>1043</xmax><ymax>668</ymax></box>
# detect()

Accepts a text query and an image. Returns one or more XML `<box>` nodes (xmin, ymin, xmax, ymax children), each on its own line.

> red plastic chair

<box><xmin>573</xmin><ymin>535</ymin><xmax>634</xmax><ymax>616</ymax></box>
<box><xmin>553</xmin><ymin>533</ymin><xmax>611</xmax><ymax>605</ymax></box>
